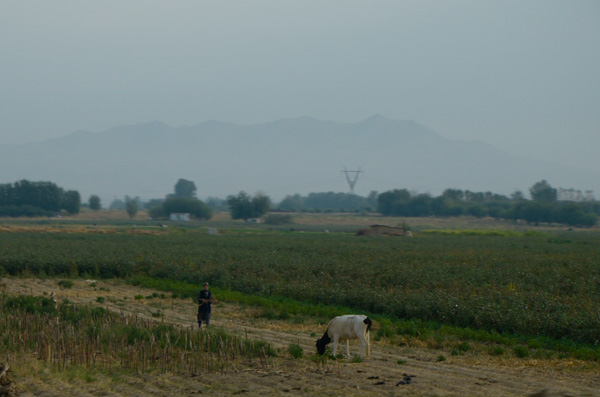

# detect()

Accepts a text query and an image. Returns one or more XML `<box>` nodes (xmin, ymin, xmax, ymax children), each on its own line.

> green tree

<box><xmin>148</xmin><ymin>205</ymin><xmax>166</xmax><ymax>219</ymax></box>
<box><xmin>433</xmin><ymin>190</ymin><xmax>465</xmax><ymax>216</ymax></box>
<box><xmin>430</xmin><ymin>196</ymin><xmax>451</xmax><ymax>216</ymax></box>
<box><xmin>485</xmin><ymin>201</ymin><xmax>511</xmax><ymax>218</ymax></box>
<box><xmin>88</xmin><ymin>195</ymin><xmax>101</xmax><ymax>211</ymax></box>
<box><xmin>464</xmin><ymin>190</ymin><xmax>485</xmax><ymax>202</ymax></box>
<box><xmin>161</xmin><ymin>197</ymin><xmax>212</xmax><ymax>220</ymax></box>
<box><xmin>407</xmin><ymin>194</ymin><xmax>432</xmax><ymax>216</ymax></box>
<box><xmin>377</xmin><ymin>189</ymin><xmax>411</xmax><ymax>216</ymax></box>
<box><xmin>530</xmin><ymin>180</ymin><xmax>557</xmax><ymax>202</ymax></box>
<box><xmin>205</xmin><ymin>197</ymin><xmax>228</xmax><ymax>212</ymax></box>
<box><xmin>227</xmin><ymin>191</ymin><xmax>271</xmax><ymax>220</ymax></box>
<box><xmin>466</xmin><ymin>204</ymin><xmax>486</xmax><ymax>218</ymax></box>
<box><xmin>173</xmin><ymin>179</ymin><xmax>197</xmax><ymax>198</ymax></box>
<box><xmin>442</xmin><ymin>188</ymin><xmax>464</xmax><ymax>201</ymax></box>
<box><xmin>278</xmin><ymin>192</ymin><xmax>374</xmax><ymax>213</ymax></box>
<box><xmin>0</xmin><ymin>180</ymin><xmax>81</xmax><ymax>216</ymax></box>
<box><xmin>227</xmin><ymin>191</ymin><xmax>252</xmax><ymax>220</ymax></box>
<box><xmin>144</xmin><ymin>198</ymin><xmax>164</xmax><ymax>210</ymax></box>
<box><xmin>12</xmin><ymin>180</ymin><xmax>63</xmax><ymax>211</ymax></box>
<box><xmin>252</xmin><ymin>194</ymin><xmax>271</xmax><ymax>216</ymax></box>
<box><xmin>556</xmin><ymin>202</ymin><xmax>598</xmax><ymax>226</ymax></box>
<box><xmin>126</xmin><ymin>199</ymin><xmax>138</xmax><ymax>219</ymax></box>
<box><xmin>366</xmin><ymin>191</ymin><xmax>378</xmax><ymax>210</ymax></box>
<box><xmin>62</xmin><ymin>190</ymin><xmax>81</xmax><ymax>215</ymax></box>
<box><xmin>109</xmin><ymin>199</ymin><xmax>125</xmax><ymax>210</ymax></box>
<box><xmin>513</xmin><ymin>201</ymin><xmax>554</xmax><ymax>225</ymax></box>
<box><xmin>278</xmin><ymin>194</ymin><xmax>305</xmax><ymax>212</ymax></box>
<box><xmin>511</xmin><ymin>190</ymin><xmax>526</xmax><ymax>201</ymax></box>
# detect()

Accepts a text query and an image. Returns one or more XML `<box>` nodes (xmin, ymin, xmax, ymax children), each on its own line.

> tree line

<box><xmin>375</xmin><ymin>180</ymin><xmax>598</xmax><ymax>226</ymax></box>
<box><xmin>0</xmin><ymin>180</ymin><xmax>80</xmax><ymax>217</ymax></box>
<box><xmin>277</xmin><ymin>191</ymin><xmax>378</xmax><ymax>213</ymax></box>
<box><xmin>2</xmin><ymin>178</ymin><xmax>598</xmax><ymax>227</ymax></box>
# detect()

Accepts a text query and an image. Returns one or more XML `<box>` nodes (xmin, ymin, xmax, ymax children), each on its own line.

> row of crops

<box><xmin>1</xmin><ymin>229</ymin><xmax>599</xmax><ymax>344</ymax></box>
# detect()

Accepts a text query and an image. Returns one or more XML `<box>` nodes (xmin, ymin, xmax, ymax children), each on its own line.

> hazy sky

<box><xmin>2</xmin><ymin>1</ymin><xmax>599</xmax><ymax>173</ymax></box>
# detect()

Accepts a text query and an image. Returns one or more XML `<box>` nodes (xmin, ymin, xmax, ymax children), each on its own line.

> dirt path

<box><xmin>2</xmin><ymin>278</ymin><xmax>599</xmax><ymax>396</ymax></box>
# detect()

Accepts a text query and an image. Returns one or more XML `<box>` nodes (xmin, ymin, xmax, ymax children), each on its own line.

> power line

<box><xmin>341</xmin><ymin>167</ymin><xmax>363</xmax><ymax>194</ymax></box>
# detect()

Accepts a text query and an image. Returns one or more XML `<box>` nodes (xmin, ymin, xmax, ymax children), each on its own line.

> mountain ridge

<box><xmin>0</xmin><ymin>115</ymin><xmax>597</xmax><ymax>205</ymax></box>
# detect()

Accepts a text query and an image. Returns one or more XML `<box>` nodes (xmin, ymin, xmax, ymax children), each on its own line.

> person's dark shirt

<box><xmin>197</xmin><ymin>290</ymin><xmax>212</xmax><ymax>313</ymax></box>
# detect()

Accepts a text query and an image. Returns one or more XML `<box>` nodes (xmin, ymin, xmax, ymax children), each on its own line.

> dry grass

<box><xmin>288</xmin><ymin>212</ymin><xmax>597</xmax><ymax>232</ymax></box>
<box><xmin>0</xmin><ymin>225</ymin><xmax>120</xmax><ymax>234</ymax></box>
<box><xmin>2</xmin><ymin>278</ymin><xmax>599</xmax><ymax>397</ymax></box>
<box><xmin>3</xmin><ymin>209</ymin><xmax>597</xmax><ymax>234</ymax></box>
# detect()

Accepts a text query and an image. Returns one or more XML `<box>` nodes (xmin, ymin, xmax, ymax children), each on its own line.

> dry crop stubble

<box><xmin>1</xmin><ymin>278</ymin><xmax>599</xmax><ymax>397</ymax></box>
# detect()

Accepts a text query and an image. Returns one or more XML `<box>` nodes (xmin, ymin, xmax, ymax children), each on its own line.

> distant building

<box><xmin>169</xmin><ymin>213</ymin><xmax>191</xmax><ymax>221</ymax></box>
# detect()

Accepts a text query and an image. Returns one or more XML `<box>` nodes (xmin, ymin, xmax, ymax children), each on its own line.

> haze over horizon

<box><xmin>1</xmin><ymin>1</ymin><xmax>599</xmax><ymax>181</ymax></box>
<box><xmin>1</xmin><ymin>115</ymin><xmax>598</xmax><ymax>209</ymax></box>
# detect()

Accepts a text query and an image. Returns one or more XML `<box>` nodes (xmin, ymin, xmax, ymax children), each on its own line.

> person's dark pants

<box><xmin>198</xmin><ymin>311</ymin><xmax>210</xmax><ymax>327</ymax></box>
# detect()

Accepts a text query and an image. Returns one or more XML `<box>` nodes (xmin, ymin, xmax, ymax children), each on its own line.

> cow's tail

<box><xmin>364</xmin><ymin>317</ymin><xmax>372</xmax><ymax>332</ymax></box>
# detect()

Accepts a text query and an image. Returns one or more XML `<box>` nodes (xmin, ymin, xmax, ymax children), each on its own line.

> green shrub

<box><xmin>489</xmin><ymin>346</ymin><xmax>505</xmax><ymax>356</ymax></box>
<box><xmin>259</xmin><ymin>309</ymin><xmax>278</xmax><ymax>320</ymax></box>
<box><xmin>375</xmin><ymin>319</ymin><xmax>394</xmax><ymax>340</ymax></box>
<box><xmin>288</xmin><ymin>343</ymin><xmax>303</xmax><ymax>359</ymax></box>
<box><xmin>278</xmin><ymin>311</ymin><xmax>291</xmax><ymax>320</ymax></box>
<box><xmin>311</xmin><ymin>353</ymin><xmax>328</xmax><ymax>365</ymax></box>
<box><xmin>456</xmin><ymin>342</ymin><xmax>471</xmax><ymax>352</ymax></box>
<box><xmin>1</xmin><ymin>295</ymin><xmax>57</xmax><ymax>314</ymax></box>
<box><xmin>250</xmin><ymin>340</ymin><xmax>277</xmax><ymax>357</ymax></box>
<box><xmin>513</xmin><ymin>346</ymin><xmax>530</xmax><ymax>358</ymax></box>
<box><xmin>58</xmin><ymin>280</ymin><xmax>74</xmax><ymax>289</ymax></box>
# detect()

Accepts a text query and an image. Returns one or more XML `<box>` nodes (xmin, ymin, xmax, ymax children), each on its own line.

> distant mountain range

<box><xmin>1</xmin><ymin>115</ymin><xmax>597</xmax><ymax>206</ymax></box>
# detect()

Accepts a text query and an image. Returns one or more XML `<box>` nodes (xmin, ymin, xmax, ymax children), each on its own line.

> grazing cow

<box><xmin>316</xmin><ymin>314</ymin><xmax>372</xmax><ymax>358</ymax></box>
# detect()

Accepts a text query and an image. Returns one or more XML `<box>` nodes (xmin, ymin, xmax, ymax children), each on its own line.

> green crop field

<box><xmin>1</xmin><ymin>227</ymin><xmax>599</xmax><ymax>348</ymax></box>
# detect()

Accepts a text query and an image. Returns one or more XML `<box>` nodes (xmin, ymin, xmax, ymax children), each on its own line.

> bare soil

<box><xmin>10</xmin><ymin>209</ymin><xmax>598</xmax><ymax>233</ymax></box>
<box><xmin>2</xmin><ymin>278</ymin><xmax>599</xmax><ymax>397</ymax></box>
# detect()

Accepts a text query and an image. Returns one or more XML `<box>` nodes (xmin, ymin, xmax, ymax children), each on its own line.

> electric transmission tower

<box><xmin>342</xmin><ymin>167</ymin><xmax>363</xmax><ymax>194</ymax></box>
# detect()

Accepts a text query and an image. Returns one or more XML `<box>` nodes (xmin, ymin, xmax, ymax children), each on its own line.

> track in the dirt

<box><xmin>3</xmin><ymin>278</ymin><xmax>599</xmax><ymax>397</ymax></box>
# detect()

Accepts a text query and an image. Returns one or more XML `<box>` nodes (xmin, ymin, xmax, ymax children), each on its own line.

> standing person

<box><xmin>197</xmin><ymin>282</ymin><xmax>214</xmax><ymax>329</ymax></box>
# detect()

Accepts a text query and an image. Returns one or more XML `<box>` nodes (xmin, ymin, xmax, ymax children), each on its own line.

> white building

<box><xmin>169</xmin><ymin>213</ymin><xmax>191</xmax><ymax>221</ymax></box>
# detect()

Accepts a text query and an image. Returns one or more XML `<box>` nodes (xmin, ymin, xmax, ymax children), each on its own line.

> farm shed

<box><xmin>169</xmin><ymin>213</ymin><xmax>191</xmax><ymax>221</ymax></box>
<box><xmin>356</xmin><ymin>224</ymin><xmax>412</xmax><ymax>237</ymax></box>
